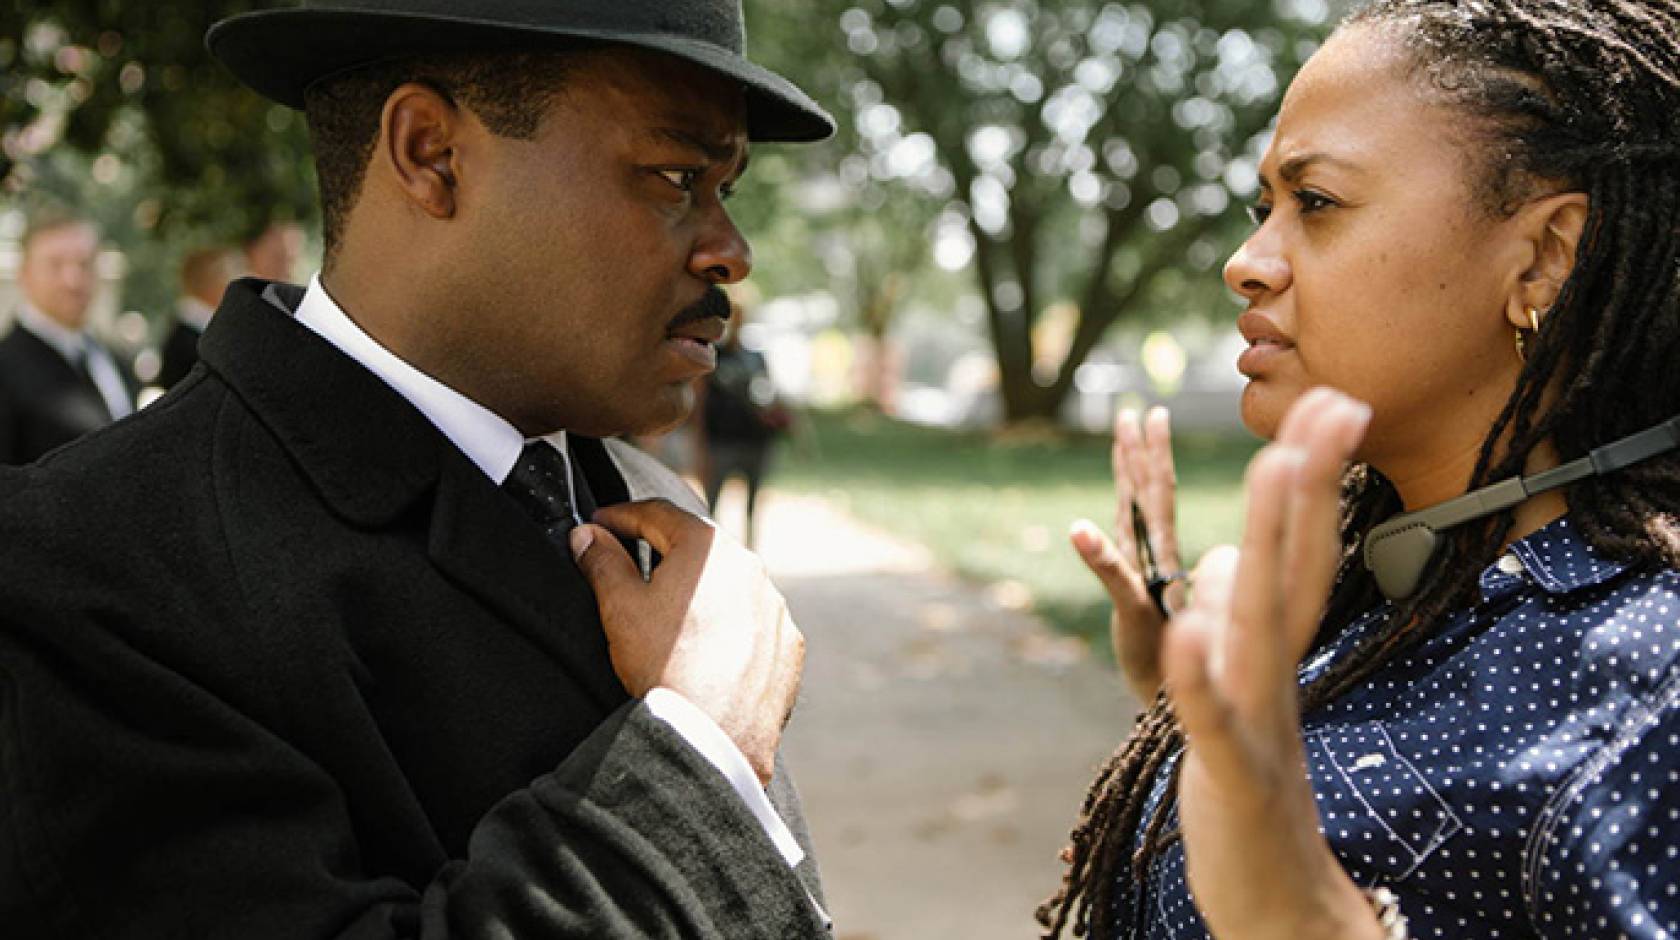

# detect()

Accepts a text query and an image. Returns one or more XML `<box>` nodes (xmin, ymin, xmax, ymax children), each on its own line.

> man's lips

<box><xmin>663</xmin><ymin>317</ymin><xmax>725</xmax><ymax>371</ymax></box>
<box><xmin>662</xmin><ymin>286</ymin><xmax>732</xmax><ymax>372</ymax></box>
<box><xmin>666</xmin><ymin>316</ymin><xmax>727</xmax><ymax>345</ymax></box>
<box><xmin>1236</xmin><ymin>310</ymin><xmax>1294</xmax><ymax>377</ymax></box>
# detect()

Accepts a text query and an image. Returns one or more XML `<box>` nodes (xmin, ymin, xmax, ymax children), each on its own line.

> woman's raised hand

<box><xmin>1071</xmin><ymin>405</ymin><xmax>1187</xmax><ymax>699</ymax></box>
<box><xmin>1165</xmin><ymin>387</ymin><xmax>1382</xmax><ymax>940</ymax></box>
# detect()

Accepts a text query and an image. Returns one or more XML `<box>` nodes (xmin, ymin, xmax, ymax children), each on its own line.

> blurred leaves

<box><xmin>2</xmin><ymin>0</ymin><xmax>314</xmax><ymax>237</ymax></box>
<box><xmin>4</xmin><ymin>0</ymin><xmax>1334</xmax><ymax>422</ymax></box>
<box><xmin>747</xmin><ymin>0</ymin><xmax>1333</xmax><ymax>422</ymax></box>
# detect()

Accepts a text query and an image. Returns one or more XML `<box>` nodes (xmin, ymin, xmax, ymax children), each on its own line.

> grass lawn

<box><xmin>771</xmin><ymin>409</ymin><xmax>1261</xmax><ymax>650</ymax></box>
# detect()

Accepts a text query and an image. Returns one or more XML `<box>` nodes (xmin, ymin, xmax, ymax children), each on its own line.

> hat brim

<box><xmin>207</xmin><ymin>8</ymin><xmax>835</xmax><ymax>143</ymax></box>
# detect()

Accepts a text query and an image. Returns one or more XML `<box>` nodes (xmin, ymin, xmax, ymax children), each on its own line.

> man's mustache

<box><xmin>667</xmin><ymin>288</ymin><xmax>733</xmax><ymax>331</ymax></box>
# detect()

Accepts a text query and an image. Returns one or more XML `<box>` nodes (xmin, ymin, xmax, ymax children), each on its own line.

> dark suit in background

<box><xmin>0</xmin><ymin>324</ymin><xmax>132</xmax><ymax>465</ymax></box>
<box><xmin>154</xmin><ymin>317</ymin><xmax>205</xmax><ymax>390</ymax></box>
<box><xmin>0</xmin><ymin>280</ymin><xmax>826</xmax><ymax>937</ymax></box>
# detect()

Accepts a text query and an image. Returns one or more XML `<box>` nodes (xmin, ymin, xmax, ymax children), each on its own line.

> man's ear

<box><xmin>1506</xmin><ymin>190</ymin><xmax>1590</xmax><ymax>330</ymax></box>
<box><xmin>379</xmin><ymin>82</ymin><xmax>463</xmax><ymax>221</ymax></box>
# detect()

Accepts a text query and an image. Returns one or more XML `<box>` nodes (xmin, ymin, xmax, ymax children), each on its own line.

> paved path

<box><xmin>718</xmin><ymin>490</ymin><xmax>1140</xmax><ymax>940</ymax></box>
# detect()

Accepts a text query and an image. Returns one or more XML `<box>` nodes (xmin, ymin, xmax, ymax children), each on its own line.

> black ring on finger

<box><xmin>1146</xmin><ymin>571</ymin><xmax>1188</xmax><ymax>618</ymax></box>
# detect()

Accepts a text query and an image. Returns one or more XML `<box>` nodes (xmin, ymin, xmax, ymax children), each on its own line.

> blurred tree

<box><xmin>736</xmin><ymin>0</ymin><xmax>946</xmax><ymax>411</ymax></box>
<box><xmin>753</xmin><ymin>0</ymin><xmax>1332</xmax><ymax>423</ymax></box>
<box><xmin>2</xmin><ymin>1</ymin><xmax>314</xmax><ymax>231</ymax></box>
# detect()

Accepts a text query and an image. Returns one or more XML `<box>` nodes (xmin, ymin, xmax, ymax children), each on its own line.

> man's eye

<box><xmin>658</xmin><ymin>168</ymin><xmax>702</xmax><ymax>192</ymax></box>
<box><xmin>1246</xmin><ymin>203</ymin><xmax>1273</xmax><ymax>226</ymax></box>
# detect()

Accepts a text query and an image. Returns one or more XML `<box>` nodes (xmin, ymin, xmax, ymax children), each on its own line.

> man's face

<box><xmin>443</xmin><ymin>48</ymin><xmax>752</xmax><ymax>439</ymax></box>
<box><xmin>18</xmin><ymin>223</ymin><xmax>99</xmax><ymax>330</ymax></box>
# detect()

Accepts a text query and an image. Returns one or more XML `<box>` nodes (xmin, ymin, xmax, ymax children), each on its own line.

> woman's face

<box><xmin>1224</xmin><ymin>24</ymin><xmax>1533</xmax><ymax>471</ymax></box>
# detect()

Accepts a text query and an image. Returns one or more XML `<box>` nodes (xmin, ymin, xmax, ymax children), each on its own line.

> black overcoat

<box><xmin>0</xmin><ymin>280</ymin><xmax>826</xmax><ymax>938</ymax></box>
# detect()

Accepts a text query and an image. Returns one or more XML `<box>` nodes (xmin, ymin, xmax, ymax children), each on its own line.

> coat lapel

<box><xmin>426</xmin><ymin>451</ymin><xmax>628</xmax><ymax>713</ymax></box>
<box><xmin>200</xmin><ymin>278</ymin><xmax>628</xmax><ymax>714</ymax></box>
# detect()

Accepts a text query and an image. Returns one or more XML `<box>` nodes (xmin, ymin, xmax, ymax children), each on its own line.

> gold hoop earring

<box><xmin>1515</xmin><ymin>306</ymin><xmax>1543</xmax><ymax>363</ymax></box>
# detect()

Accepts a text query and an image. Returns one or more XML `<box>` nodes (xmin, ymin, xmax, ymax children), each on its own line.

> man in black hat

<box><xmin>0</xmin><ymin>2</ymin><xmax>836</xmax><ymax>936</ymax></box>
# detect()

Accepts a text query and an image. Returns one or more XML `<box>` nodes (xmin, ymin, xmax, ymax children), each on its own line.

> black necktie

<box><xmin>502</xmin><ymin>441</ymin><xmax>582</xmax><ymax>549</ymax></box>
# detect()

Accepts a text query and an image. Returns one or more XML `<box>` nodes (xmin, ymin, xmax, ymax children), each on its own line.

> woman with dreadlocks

<box><xmin>1040</xmin><ymin>1</ymin><xmax>1680</xmax><ymax>938</ymax></box>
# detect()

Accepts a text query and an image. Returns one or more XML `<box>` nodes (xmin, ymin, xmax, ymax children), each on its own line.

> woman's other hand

<box><xmin>1165</xmin><ymin>387</ymin><xmax>1382</xmax><ymax>940</ymax></box>
<box><xmin>1071</xmin><ymin>406</ymin><xmax>1187</xmax><ymax>699</ymax></box>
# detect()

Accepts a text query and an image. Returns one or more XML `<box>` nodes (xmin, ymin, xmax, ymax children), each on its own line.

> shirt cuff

<box><xmin>643</xmin><ymin>687</ymin><xmax>805</xmax><ymax>870</ymax></box>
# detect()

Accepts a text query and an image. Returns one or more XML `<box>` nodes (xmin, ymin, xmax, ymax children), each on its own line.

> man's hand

<box><xmin>570</xmin><ymin>499</ymin><xmax>803</xmax><ymax>785</ymax></box>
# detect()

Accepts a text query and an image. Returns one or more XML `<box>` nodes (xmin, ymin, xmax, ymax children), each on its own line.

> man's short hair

<box><xmin>180</xmin><ymin>247</ymin><xmax>235</xmax><ymax>297</ymax></box>
<box><xmin>21</xmin><ymin>208</ymin><xmax>96</xmax><ymax>256</ymax></box>
<box><xmin>240</xmin><ymin>217</ymin><xmax>298</xmax><ymax>250</ymax></box>
<box><xmin>302</xmin><ymin>48</ymin><xmax>585</xmax><ymax>260</ymax></box>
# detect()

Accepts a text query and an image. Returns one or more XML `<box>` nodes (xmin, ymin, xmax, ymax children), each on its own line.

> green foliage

<box><xmin>2</xmin><ymin>0</ymin><xmax>1335</xmax><ymax>379</ymax></box>
<box><xmin>776</xmin><ymin>408</ymin><xmax>1259</xmax><ymax>644</ymax></box>
<box><xmin>747</xmin><ymin>0</ymin><xmax>1334</xmax><ymax>423</ymax></box>
<box><xmin>2</xmin><ymin>1</ymin><xmax>314</xmax><ymax>229</ymax></box>
<box><xmin>3</xmin><ymin>1</ymin><xmax>315</xmax><ymax>321</ymax></box>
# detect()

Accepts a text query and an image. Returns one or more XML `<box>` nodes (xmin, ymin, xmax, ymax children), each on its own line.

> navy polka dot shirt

<box><xmin>1111</xmin><ymin>517</ymin><xmax>1680</xmax><ymax>938</ymax></box>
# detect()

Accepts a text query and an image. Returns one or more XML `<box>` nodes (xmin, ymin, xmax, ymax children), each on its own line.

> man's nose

<box><xmin>689</xmin><ymin>209</ymin><xmax>752</xmax><ymax>285</ymax></box>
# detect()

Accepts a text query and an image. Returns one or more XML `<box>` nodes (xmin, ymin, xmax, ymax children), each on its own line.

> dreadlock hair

<box><xmin>302</xmin><ymin>46</ymin><xmax>594</xmax><ymax>265</ymax></box>
<box><xmin>1039</xmin><ymin>2</ymin><xmax>1680</xmax><ymax>936</ymax></box>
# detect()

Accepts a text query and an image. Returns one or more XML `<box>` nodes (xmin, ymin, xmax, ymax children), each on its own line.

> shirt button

<box><xmin>1497</xmin><ymin>553</ymin><xmax>1525</xmax><ymax>575</ymax></box>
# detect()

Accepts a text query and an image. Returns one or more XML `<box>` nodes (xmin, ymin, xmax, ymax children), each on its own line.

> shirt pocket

<box><xmin>1306</xmin><ymin>721</ymin><xmax>1464</xmax><ymax>883</ymax></box>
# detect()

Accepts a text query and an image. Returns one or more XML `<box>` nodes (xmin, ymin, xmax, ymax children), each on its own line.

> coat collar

<box><xmin>199</xmin><ymin>278</ymin><xmax>441</xmax><ymax>527</ymax></box>
<box><xmin>198</xmin><ymin>278</ymin><xmax>630</xmax><ymax>711</ymax></box>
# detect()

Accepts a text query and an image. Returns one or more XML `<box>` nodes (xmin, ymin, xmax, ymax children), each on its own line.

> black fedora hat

<box><xmin>207</xmin><ymin>0</ymin><xmax>834</xmax><ymax>142</ymax></box>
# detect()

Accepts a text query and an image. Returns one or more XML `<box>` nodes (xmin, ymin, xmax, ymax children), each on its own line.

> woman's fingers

<box><xmin>1073</xmin><ymin>519</ymin><xmax>1167</xmax><ymax>695</ymax></box>
<box><xmin>1141</xmin><ymin>407</ymin><xmax>1180</xmax><ymax>560</ymax></box>
<box><xmin>1071</xmin><ymin>519</ymin><xmax>1142</xmax><ymax>594</ymax></box>
<box><xmin>1163</xmin><ymin>605</ymin><xmax>1250</xmax><ymax>785</ymax></box>
<box><xmin>1141</xmin><ymin>407</ymin><xmax>1191</xmax><ymax>610</ymax></box>
<box><xmin>1182</xmin><ymin>545</ymin><xmax>1239</xmax><ymax>681</ymax></box>
<box><xmin>1273</xmin><ymin>385</ymin><xmax>1338</xmax><ymax>447</ymax></box>
<box><xmin>1111</xmin><ymin>409</ymin><xmax>1143</xmax><ymax>562</ymax></box>
<box><xmin>1161</xmin><ymin>388</ymin><xmax>1378</xmax><ymax>940</ymax></box>
<box><xmin>1280</xmin><ymin>395</ymin><xmax>1371</xmax><ymax>652</ymax></box>
<box><xmin>1223</xmin><ymin>444</ymin><xmax>1299</xmax><ymax>710</ymax></box>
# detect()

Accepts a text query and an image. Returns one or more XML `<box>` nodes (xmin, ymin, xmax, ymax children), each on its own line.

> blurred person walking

<box><xmin>701</xmin><ymin>300</ymin><xmax>791</xmax><ymax>548</ymax></box>
<box><xmin>0</xmin><ymin>210</ymin><xmax>134</xmax><ymax>465</ymax></box>
<box><xmin>155</xmin><ymin>245</ymin><xmax>239</xmax><ymax>389</ymax></box>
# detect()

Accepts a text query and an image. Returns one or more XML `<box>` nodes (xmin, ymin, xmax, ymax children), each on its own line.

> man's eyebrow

<box><xmin>1258</xmin><ymin>151</ymin><xmax>1364</xmax><ymax>189</ymax></box>
<box><xmin>648</xmin><ymin>126</ymin><xmax>750</xmax><ymax>174</ymax></box>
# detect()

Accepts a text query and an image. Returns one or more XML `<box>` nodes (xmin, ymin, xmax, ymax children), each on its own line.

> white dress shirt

<box><xmin>291</xmin><ymin>274</ymin><xmax>804</xmax><ymax>870</ymax></box>
<box><xmin>15</xmin><ymin>303</ymin><xmax>133</xmax><ymax>421</ymax></box>
<box><xmin>175</xmin><ymin>297</ymin><xmax>216</xmax><ymax>333</ymax></box>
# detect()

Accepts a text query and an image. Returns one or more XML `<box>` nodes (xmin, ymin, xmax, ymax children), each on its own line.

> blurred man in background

<box><xmin>701</xmin><ymin>300</ymin><xmax>792</xmax><ymax>548</ymax></box>
<box><xmin>155</xmin><ymin>245</ymin><xmax>239</xmax><ymax>389</ymax></box>
<box><xmin>241</xmin><ymin>217</ymin><xmax>303</xmax><ymax>281</ymax></box>
<box><xmin>0</xmin><ymin>210</ymin><xmax>133</xmax><ymax>465</ymax></box>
